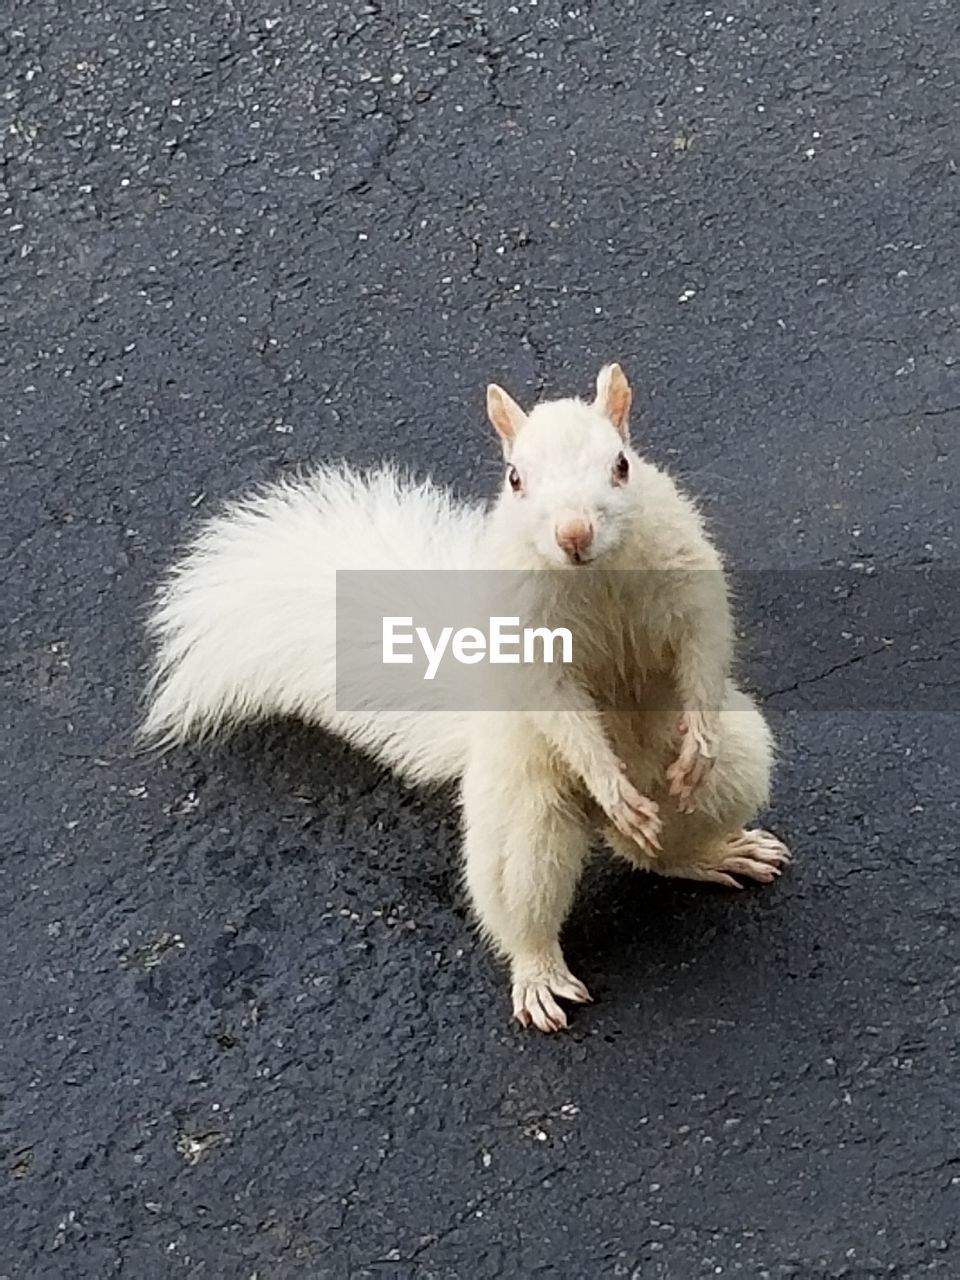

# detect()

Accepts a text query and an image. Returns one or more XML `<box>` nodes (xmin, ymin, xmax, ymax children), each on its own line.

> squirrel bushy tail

<box><xmin>141</xmin><ymin>465</ymin><xmax>485</xmax><ymax>786</ymax></box>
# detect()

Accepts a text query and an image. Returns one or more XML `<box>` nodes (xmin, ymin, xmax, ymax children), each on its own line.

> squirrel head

<box><xmin>485</xmin><ymin>363</ymin><xmax>639</xmax><ymax>567</ymax></box>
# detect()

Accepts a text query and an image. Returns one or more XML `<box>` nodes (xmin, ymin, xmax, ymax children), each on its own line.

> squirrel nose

<box><xmin>555</xmin><ymin>516</ymin><xmax>595</xmax><ymax>562</ymax></box>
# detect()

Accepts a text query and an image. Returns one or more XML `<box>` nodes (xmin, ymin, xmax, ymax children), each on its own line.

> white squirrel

<box><xmin>143</xmin><ymin>363</ymin><xmax>790</xmax><ymax>1032</ymax></box>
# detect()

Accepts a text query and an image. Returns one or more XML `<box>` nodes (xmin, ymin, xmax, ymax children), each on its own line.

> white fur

<box><xmin>143</xmin><ymin>466</ymin><xmax>484</xmax><ymax>785</ymax></box>
<box><xmin>143</xmin><ymin>373</ymin><xmax>785</xmax><ymax>1031</ymax></box>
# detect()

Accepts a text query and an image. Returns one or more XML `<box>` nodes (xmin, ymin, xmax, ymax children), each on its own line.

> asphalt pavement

<box><xmin>3</xmin><ymin>0</ymin><xmax>958</xmax><ymax>1275</ymax></box>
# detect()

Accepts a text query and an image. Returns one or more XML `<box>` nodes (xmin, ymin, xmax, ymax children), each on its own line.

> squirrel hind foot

<box><xmin>511</xmin><ymin>959</ymin><xmax>593</xmax><ymax>1033</ymax></box>
<box><xmin>675</xmin><ymin>828</ymin><xmax>792</xmax><ymax>888</ymax></box>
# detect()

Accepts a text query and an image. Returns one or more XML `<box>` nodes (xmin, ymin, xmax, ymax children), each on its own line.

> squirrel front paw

<box><xmin>604</xmin><ymin>762</ymin><xmax>662</xmax><ymax>855</ymax></box>
<box><xmin>666</xmin><ymin>711</ymin><xmax>717</xmax><ymax>813</ymax></box>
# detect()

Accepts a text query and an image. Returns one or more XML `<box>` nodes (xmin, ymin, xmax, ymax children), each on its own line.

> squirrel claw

<box><xmin>512</xmin><ymin>962</ymin><xmax>592</xmax><ymax>1033</ymax></box>
<box><xmin>608</xmin><ymin>768</ymin><xmax>662</xmax><ymax>855</ymax></box>
<box><xmin>690</xmin><ymin>830</ymin><xmax>791</xmax><ymax>889</ymax></box>
<box><xmin>713</xmin><ymin>829</ymin><xmax>791</xmax><ymax>883</ymax></box>
<box><xmin>667</xmin><ymin>717</ymin><xmax>717</xmax><ymax>811</ymax></box>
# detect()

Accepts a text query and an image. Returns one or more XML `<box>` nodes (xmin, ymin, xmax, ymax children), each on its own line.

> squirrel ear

<box><xmin>486</xmin><ymin>384</ymin><xmax>527</xmax><ymax>447</ymax></box>
<box><xmin>594</xmin><ymin>363</ymin><xmax>632</xmax><ymax>438</ymax></box>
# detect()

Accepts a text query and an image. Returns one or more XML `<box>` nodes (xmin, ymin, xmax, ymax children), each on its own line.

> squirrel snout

<box><xmin>555</xmin><ymin>515</ymin><xmax>595</xmax><ymax>563</ymax></box>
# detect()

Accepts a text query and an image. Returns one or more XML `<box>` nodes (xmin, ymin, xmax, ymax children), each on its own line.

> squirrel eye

<box><xmin>614</xmin><ymin>452</ymin><xmax>630</xmax><ymax>482</ymax></box>
<box><xmin>507</xmin><ymin>465</ymin><xmax>523</xmax><ymax>493</ymax></box>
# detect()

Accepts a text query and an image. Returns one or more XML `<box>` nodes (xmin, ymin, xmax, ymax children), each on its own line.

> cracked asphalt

<box><xmin>3</xmin><ymin>0</ymin><xmax>958</xmax><ymax>1275</ymax></box>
